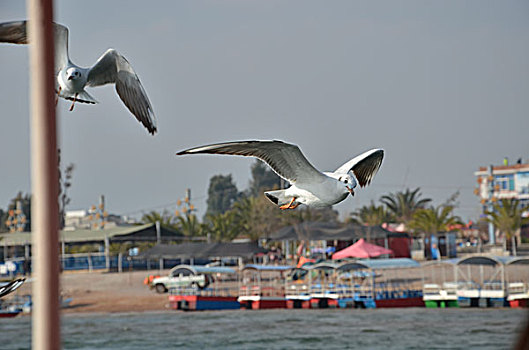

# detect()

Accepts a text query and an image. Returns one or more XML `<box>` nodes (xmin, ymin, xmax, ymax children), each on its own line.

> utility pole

<box><xmin>89</xmin><ymin>195</ymin><xmax>108</xmax><ymax>230</ymax></box>
<box><xmin>186</xmin><ymin>188</ymin><xmax>191</xmax><ymax>217</ymax></box>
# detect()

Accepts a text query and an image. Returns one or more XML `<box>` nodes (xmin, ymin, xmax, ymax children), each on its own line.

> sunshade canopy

<box><xmin>332</xmin><ymin>238</ymin><xmax>393</xmax><ymax>259</ymax></box>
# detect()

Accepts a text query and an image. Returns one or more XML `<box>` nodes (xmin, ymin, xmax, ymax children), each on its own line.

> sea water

<box><xmin>2</xmin><ymin>308</ymin><xmax>527</xmax><ymax>350</ymax></box>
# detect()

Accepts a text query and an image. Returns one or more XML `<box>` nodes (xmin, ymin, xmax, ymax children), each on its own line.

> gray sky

<box><xmin>0</xmin><ymin>0</ymin><xmax>528</xmax><ymax>222</ymax></box>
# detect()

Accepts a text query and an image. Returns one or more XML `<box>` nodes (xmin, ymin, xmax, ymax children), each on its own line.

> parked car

<box><xmin>150</xmin><ymin>265</ymin><xmax>235</xmax><ymax>293</ymax></box>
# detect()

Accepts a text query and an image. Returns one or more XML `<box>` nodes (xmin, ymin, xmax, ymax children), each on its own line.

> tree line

<box><xmin>142</xmin><ymin>160</ymin><xmax>338</xmax><ymax>242</ymax></box>
<box><xmin>143</xmin><ymin>164</ymin><xmax>528</xmax><ymax>249</ymax></box>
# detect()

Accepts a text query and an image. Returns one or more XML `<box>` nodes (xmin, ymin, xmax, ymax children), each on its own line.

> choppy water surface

<box><xmin>2</xmin><ymin>308</ymin><xmax>527</xmax><ymax>350</ymax></box>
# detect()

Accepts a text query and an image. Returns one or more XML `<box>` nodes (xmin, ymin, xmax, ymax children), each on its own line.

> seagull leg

<box><xmin>69</xmin><ymin>93</ymin><xmax>78</xmax><ymax>112</ymax></box>
<box><xmin>55</xmin><ymin>86</ymin><xmax>61</xmax><ymax>106</ymax></box>
<box><xmin>280</xmin><ymin>197</ymin><xmax>297</xmax><ymax>210</ymax></box>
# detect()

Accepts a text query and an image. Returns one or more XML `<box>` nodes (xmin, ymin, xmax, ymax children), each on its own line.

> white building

<box><xmin>474</xmin><ymin>162</ymin><xmax>529</xmax><ymax>210</ymax></box>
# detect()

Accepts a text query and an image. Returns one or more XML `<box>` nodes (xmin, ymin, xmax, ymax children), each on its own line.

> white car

<box><xmin>151</xmin><ymin>265</ymin><xmax>233</xmax><ymax>293</ymax></box>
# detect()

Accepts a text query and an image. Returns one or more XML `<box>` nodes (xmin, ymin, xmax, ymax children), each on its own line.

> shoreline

<box><xmin>8</xmin><ymin>270</ymin><xmax>172</xmax><ymax>314</ymax></box>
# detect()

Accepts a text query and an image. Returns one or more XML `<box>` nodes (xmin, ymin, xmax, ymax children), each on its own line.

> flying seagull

<box><xmin>177</xmin><ymin>140</ymin><xmax>384</xmax><ymax>209</ymax></box>
<box><xmin>0</xmin><ymin>278</ymin><xmax>25</xmax><ymax>298</ymax></box>
<box><xmin>0</xmin><ymin>20</ymin><xmax>157</xmax><ymax>135</ymax></box>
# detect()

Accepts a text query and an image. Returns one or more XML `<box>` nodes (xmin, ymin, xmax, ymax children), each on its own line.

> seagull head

<box><xmin>66</xmin><ymin>67</ymin><xmax>82</xmax><ymax>81</ymax></box>
<box><xmin>338</xmin><ymin>173</ymin><xmax>357</xmax><ymax>197</ymax></box>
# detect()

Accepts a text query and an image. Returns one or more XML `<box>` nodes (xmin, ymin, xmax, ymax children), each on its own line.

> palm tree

<box><xmin>348</xmin><ymin>201</ymin><xmax>390</xmax><ymax>242</ymax></box>
<box><xmin>381</xmin><ymin>188</ymin><xmax>432</xmax><ymax>225</ymax></box>
<box><xmin>204</xmin><ymin>211</ymin><xmax>241</xmax><ymax>242</ymax></box>
<box><xmin>176</xmin><ymin>213</ymin><xmax>203</xmax><ymax>238</ymax></box>
<box><xmin>350</xmin><ymin>201</ymin><xmax>389</xmax><ymax>226</ymax></box>
<box><xmin>141</xmin><ymin>210</ymin><xmax>175</xmax><ymax>227</ymax></box>
<box><xmin>408</xmin><ymin>204</ymin><xmax>462</xmax><ymax>259</ymax></box>
<box><xmin>486</xmin><ymin>199</ymin><xmax>529</xmax><ymax>255</ymax></box>
<box><xmin>408</xmin><ymin>205</ymin><xmax>462</xmax><ymax>235</ymax></box>
<box><xmin>232</xmin><ymin>196</ymin><xmax>282</xmax><ymax>241</ymax></box>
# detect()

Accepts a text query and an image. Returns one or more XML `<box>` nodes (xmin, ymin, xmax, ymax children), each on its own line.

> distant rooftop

<box><xmin>476</xmin><ymin>162</ymin><xmax>529</xmax><ymax>175</ymax></box>
<box><xmin>0</xmin><ymin>223</ymin><xmax>184</xmax><ymax>246</ymax></box>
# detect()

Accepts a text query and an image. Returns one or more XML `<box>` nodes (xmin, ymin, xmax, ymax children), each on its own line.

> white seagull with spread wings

<box><xmin>177</xmin><ymin>140</ymin><xmax>384</xmax><ymax>209</ymax></box>
<box><xmin>0</xmin><ymin>20</ymin><xmax>157</xmax><ymax>135</ymax></box>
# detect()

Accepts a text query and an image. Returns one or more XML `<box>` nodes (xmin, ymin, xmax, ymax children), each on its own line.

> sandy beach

<box><xmin>10</xmin><ymin>270</ymin><xmax>172</xmax><ymax>314</ymax></box>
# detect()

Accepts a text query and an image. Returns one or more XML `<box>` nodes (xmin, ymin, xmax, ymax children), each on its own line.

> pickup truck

<box><xmin>151</xmin><ymin>265</ymin><xmax>212</xmax><ymax>293</ymax></box>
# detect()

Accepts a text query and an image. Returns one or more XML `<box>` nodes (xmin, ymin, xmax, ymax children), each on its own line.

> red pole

<box><xmin>27</xmin><ymin>0</ymin><xmax>60</xmax><ymax>349</ymax></box>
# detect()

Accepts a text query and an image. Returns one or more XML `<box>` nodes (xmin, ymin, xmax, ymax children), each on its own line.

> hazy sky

<box><xmin>0</xmin><ymin>0</ymin><xmax>528</xmax><ymax>222</ymax></box>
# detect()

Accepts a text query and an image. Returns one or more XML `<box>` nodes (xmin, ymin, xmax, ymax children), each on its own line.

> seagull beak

<box><xmin>347</xmin><ymin>186</ymin><xmax>355</xmax><ymax>197</ymax></box>
<box><xmin>67</xmin><ymin>76</ymin><xmax>73</xmax><ymax>81</ymax></box>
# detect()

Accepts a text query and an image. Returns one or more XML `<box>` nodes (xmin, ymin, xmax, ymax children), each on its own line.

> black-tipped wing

<box><xmin>177</xmin><ymin>140</ymin><xmax>327</xmax><ymax>184</ymax></box>
<box><xmin>0</xmin><ymin>20</ymin><xmax>69</xmax><ymax>73</ymax></box>
<box><xmin>334</xmin><ymin>149</ymin><xmax>384</xmax><ymax>187</ymax></box>
<box><xmin>0</xmin><ymin>278</ymin><xmax>25</xmax><ymax>299</ymax></box>
<box><xmin>87</xmin><ymin>49</ymin><xmax>157</xmax><ymax>135</ymax></box>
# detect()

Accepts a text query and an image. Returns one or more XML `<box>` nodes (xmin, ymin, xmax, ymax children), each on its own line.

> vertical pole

<box><xmin>99</xmin><ymin>195</ymin><xmax>105</xmax><ymax>230</ymax></box>
<box><xmin>104</xmin><ymin>237</ymin><xmax>110</xmax><ymax>270</ymax></box>
<box><xmin>487</xmin><ymin>165</ymin><xmax>496</xmax><ymax>244</ymax></box>
<box><xmin>61</xmin><ymin>240</ymin><xmax>65</xmax><ymax>270</ymax></box>
<box><xmin>118</xmin><ymin>252</ymin><xmax>123</xmax><ymax>273</ymax></box>
<box><xmin>28</xmin><ymin>1</ymin><xmax>60</xmax><ymax>349</ymax></box>
<box><xmin>156</xmin><ymin>220</ymin><xmax>161</xmax><ymax>244</ymax></box>
<box><xmin>186</xmin><ymin>188</ymin><xmax>191</xmax><ymax>205</ymax></box>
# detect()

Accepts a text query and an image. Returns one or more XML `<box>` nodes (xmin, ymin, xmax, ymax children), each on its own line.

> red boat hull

<box><xmin>375</xmin><ymin>297</ymin><xmax>425</xmax><ymax>308</ymax></box>
<box><xmin>169</xmin><ymin>295</ymin><xmax>240</xmax><ymax>311</ymax></box>
<box><xmin>286</xmin><ymin>300</ymin><xmax>311</xmax><ymax>309</ymax></box>
<box><xmin>0</xmin><ymin>311</ymin><xmax>21</xmax><ymax>318</ymax></box>
<box><xmin>310</xmin><ymin>298</ymin><xmax>339</xmax><ymax>308</ymax></box>
<box><xmin>240</xmin><ymin>298</ymin><xmax>287</xmax><ymax>309</ymax></box>
<box><xmin>509</xmin><ymin>299</ymin><xmax>528</xmax><ymax>308</ymax></box>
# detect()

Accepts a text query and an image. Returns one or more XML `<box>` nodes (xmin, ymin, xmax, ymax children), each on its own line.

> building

<box><xmin>474</xmin><ymin>161</ymin><xmax>529</xmax><ymax>209</ymax></box>
<box><xmin>0</xmin><ymin>223</ymin><xmax>186</xmax><ymax>275</ymax></box>
<box><xmin>64</xmin><ymin>210</ymin><xmax>134</xmax><ymax>230</ymax></box>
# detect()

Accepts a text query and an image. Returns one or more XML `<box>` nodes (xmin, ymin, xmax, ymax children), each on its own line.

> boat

<box><xmin>285</xmin><ymin>268</ymin><xmax>311</xmax><ymax>309</ymax></box>
<box><xmin>0</xmin><ymin>309</ymin><xmax>21</xmax><ymax>318</ymax></box>
<box><xmin>238</xmin><ymin>265</ymin><xmax>292</xmax><ymax>309</ymax></box>
<box><xmin>421</xmin><ymin>260</ymin><xmax>459</xmax><ymax>308</ymax></box>
<box><xmin>167</xmin><ymin>265</ymin><xmax>240</xmax><ymax>311</ymax></box>
<box><xmin>506</xmin><ymin>257</ymin><xmax>529</xmax><ymax>308</ymax></box>
<box><xmin>0</xmin><ymin>298</ymin><xmax>22</xmax><ymax>318</ymax></box>
<box><xmin>455</xmin><ymin>256</ymin><xmax>511</xmax><ymax>308</ymax></box>
<box><xmin>423</xmin><ymin>282</ymin><xmax>458</xmax><ymax>308</ymax></box>
<box><xmin>335</xmin><ymin>259</ymin><xmax>424</xmax><ymax>308</ymax></box>
<box><xmin>286</xmin><ymin>258</ymin><xmax>424</xmax><ymax>309</ymax></box>
<box><xmin>5</xmin><ymin>294</ymin><xmax>73</xmax><ymax>314</ymax></box>
<box><xmin>507</xmin><ymin>282</ymin><xmax>529</xmax><ymax>308</ymax></box>
<box><xmin>302</xmin><ymin>262</ymin><xmax>341</xmax><ymax>309</ymax></box>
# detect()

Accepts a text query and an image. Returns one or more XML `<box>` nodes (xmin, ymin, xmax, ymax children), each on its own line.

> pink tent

<box><xmin>332</xmin><ymin>238</ymin><xmax>393</xmax><ymax>259</ymax></box>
